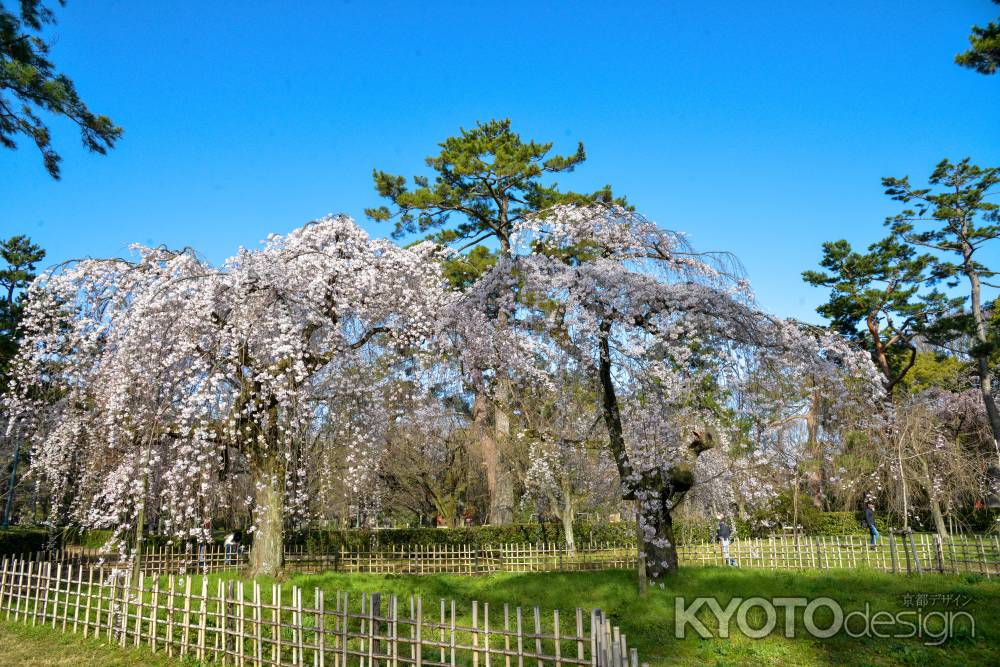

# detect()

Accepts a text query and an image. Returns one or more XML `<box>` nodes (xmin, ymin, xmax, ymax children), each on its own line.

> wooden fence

<box><xmin>8</xmin><ymin>532</ymin><xmax>999</xmax><ymax>579</ymax></box>
<box><xmin>0</xmin><ymin>556</ymin><xmax>646</xmax><ymax>667</ymax></box>
<box><xmin>17</xmin><ymin>542</ymin><xmax>636</xmax><ymax>577</ymax></box>
<box><xmin>675</xmin><ymin>532</ymin><xmax>1000</xmax><ymax>577</ymax></box>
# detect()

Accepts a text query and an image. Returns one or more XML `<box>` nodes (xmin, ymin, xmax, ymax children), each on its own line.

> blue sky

<box><xmin>2</xmin><ymin>1</ymin><xmax>998</xmax><ymax>322</ymax></box>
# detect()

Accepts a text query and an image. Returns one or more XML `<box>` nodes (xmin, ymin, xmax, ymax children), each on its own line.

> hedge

<box><xmin>34</xmin><ymin>509</ymin><xmax>998</xmax><ymax>556</ymax></box>
<box><xmin>0</xmin><ymin>527</ymin><xmax>51</xmax><ymax>555</ymax></box>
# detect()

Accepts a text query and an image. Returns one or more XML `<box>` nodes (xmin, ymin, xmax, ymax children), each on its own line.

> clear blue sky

<box><xmin>2</xmin><ymin>1</ymin><xmax>998</xmax><ymax>322</ymax></box>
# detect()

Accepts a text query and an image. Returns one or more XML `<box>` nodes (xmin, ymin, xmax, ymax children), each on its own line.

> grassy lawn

<box><xmin>215</xmin><ymin>566</ymin><xmax>1000</xmax><ymax>667</ymax></box>
<box><xmin>0</xmin><ymin>617</ymin><xmax>189</xmax><ymax>666</ymax></box>
<box><xmin>2</xmin><ymin>566</ymin><xmax>997</xmax><ymax>665</ymax></box>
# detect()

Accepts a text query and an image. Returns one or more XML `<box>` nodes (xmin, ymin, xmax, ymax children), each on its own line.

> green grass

<box><xmin>213</xmin><ymin>566</ymin><xmax>1000</xmax><ymax>667</ymax></box>
<box><xmin>5</xmin><ymin>566</ymin><xmax>999</xmax><ymax>666</ymax></box>
<box><xmin>0</xmin><ymin>617</ymin><xmax>191</xmax><ymax>666</ymax></box>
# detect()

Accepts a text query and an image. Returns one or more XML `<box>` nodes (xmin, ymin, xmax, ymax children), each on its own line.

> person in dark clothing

<box><xmin>715</xmin><ymin>514</ymin><xmax>736</xmax><ymax>565</ymax></box>
<box><xmin>864</xmin><ymin>502</ymin><xmax>879</xmax><ymax>547</ymax></box>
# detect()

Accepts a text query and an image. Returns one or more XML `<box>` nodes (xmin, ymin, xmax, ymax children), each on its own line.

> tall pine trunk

<box><xmin>965</xmin><ymin>257</ymin><xmax>1000</xmax><ymax>466</ymax></box>
<box><xmin>474</xmin><ymin>392</ymin><xmax>515</xmax><ymax>525</ymax></box>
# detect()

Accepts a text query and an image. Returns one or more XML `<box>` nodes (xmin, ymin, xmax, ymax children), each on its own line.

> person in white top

<box><xmin>224</xmin><ymin>532</ymin><xmax>237</xmax><ymax>565</ymax></box>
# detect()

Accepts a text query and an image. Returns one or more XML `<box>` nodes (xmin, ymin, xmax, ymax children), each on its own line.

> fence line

<box><xmin>674</xmin><ymin>532</ymin><xmax>1000</xmax><ymax>577</ymax></box>
<box><xmin>6</xmin><ymin>532</ymin><xmax>999</xmax><ymax>579</ymax></box>
<box><xmin>0</xmin><ymin>556</ymin><xmax>646</xmax><ymax>667</ymax></box>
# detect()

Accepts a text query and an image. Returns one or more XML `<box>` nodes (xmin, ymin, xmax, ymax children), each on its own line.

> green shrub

<box><xmin>0</xmin><ymin>527</ymin><xmax>50</xmax><ymax>555</ymax></box>
<box><xmin>290</xmin><ymin>523</ymin><xmax>600</xmax><ymax>554</ymax></box>
<box><xmin>65</xmin><ymin>528</ymin><xmax>114</xmax><ymax>549</ymax></box>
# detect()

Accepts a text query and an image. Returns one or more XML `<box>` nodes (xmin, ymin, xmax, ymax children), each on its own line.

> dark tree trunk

<box><xmin>473</xmin><ymin>393</ymin><xmax>516</xmax><ymax>525</ymax></box>
<box><xmin>596</xmin><ymin>322</ymin><xmax>710</xmax><ymax>584</ymax></box>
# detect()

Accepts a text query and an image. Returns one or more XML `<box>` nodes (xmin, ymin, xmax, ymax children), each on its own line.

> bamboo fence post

<box><xmin>339</xmin><ymin>591</ymin><xmax>347</xmax><ymax>667</ymax></box>
<box><xmin>0</xmin><ymin>557</ymin><xmax>8</xmax><ymax>616</ymax></box>
<box><xmin>908</xmin><ymin>533</ymin><xmax>922</xmax><ymax>576</ymax></box>
<box><xmin>415</xmin><ymin>596</ymin><xmax>423</xmax><ymax>667</ymax></box>
<box><xmin>392</xmin><ymin>595</ymin><xmax>401</xmax><ymax>667</ymax></box>
<box><xmin>977</xmin><ymin>536</ymin><xmax>990</xmax><ymax>577</ymax></box>
<box><xmin>237</xmin><ymin>581</ymin><xmax>246</xmax><ymax>667</ymax></box>
<box><xmin>72</xmin><ymin>565</ymin><xmax>84</xmax><ymax>634</ymax></box>
<box><xmin>105</xmin><ymin>567</ymin><xmax>117</xmax><ymax>641</ymax></box>
<box><xmin>533</xmin><ymin>606</ymin><xmax>543</xmax><ymax>667</ymax></box>
<box><xmin>133</xmin><ymin>572</ymin><xmax>144</xmax><ymax>647</ymax></box>
<box><xmin>452</xmin><ymin>599</ymin><xmax>459</xmax><ymax>667</ymax></box>
<box><xmin>118</xmin><ymin>571</ymin><xmax>131</xmax><ymax>648</ymax></box>
<box><xmin>197</xmin><ymin>576</ymin><xmax>209</xmax><ymax>661</ymax></box>
<box><xmin>83</xmin><ymin>567</ymin><xmax>95</xmax><ymax>638</ymax></box>
<box><xmin>373</xmin><ymin>591</ymin><xmax>382</xmax><ymax>667</ymax></box>
<box><xmin>61</xmin><ymin>564</ymin><xmax>72</xmax><ymax>633</ymax></box>
<box><xmin>317</xmin><ymin>588</ymin><xmax>325</xmax><ymax>667</ymax></box>
<box><xmin>472</xmin><ymin>600</ymin><xmax>479</xmax><ymax>667</ymax></box>
<box><xmin>179</xmin><ymin>576</ymin><xmax>192</xmax><ymax>658</ymax></box>
<box><xmin>36</xmin><ymin>560</ymin><xmax>51</xmax><ymax>626</ymax></box>
<box><xmin>224</xmin><ymin>580</ymin><xmax>234</xmax><ymax>661</ymax></box>
<box><xmin>253</xmin><ymin>582</ymin><xmax>263</xmax><ymax>667</ymax></box>
<box><xmin>889</xmin><ymin>533</ymin><xmax>899</xmax><ymax>574</ymax></box>
<box><xmin>553</xmin><ymin>609</ymin><xmax>561</xmax><ymax>667</ymax></box>
<box><xmin>274</xmin><ymin>584</ymin><xmax>283</xmax><ymax>667</ymax></box>
<box><xmin>485</xmin><ymin>602</ymin><xmax>493</xmax><ymax>667</ymax></box>
<box><xmin>574</xmin><ymin>608</ymin><xmax>584</xmax><ymax>667</ymax></box>
<box><xmin>13</xmin><ymin>560</ymin><xmax>26</xmax><ymax>623</ymax></box>
<box><xmin>516</xmin><ymin>607</ymin><xmax>525</xmax><ymax>667</ymax></box>
<box><xmin>44</xmin><ymin>562</ymin><xmax>57</xmax><ymax>628</ymax></box>
<box><xmin>151</xmin><ymin>577</ymin><xmax>160</xmax><ymax>652</ymax></box>
<box><xmin>166</xmin><ymin>575</ymin><xmax>176</xmax><ymax>656</ymax></box>
<box><xmin>295</xmin><ymin>586</ymin><xmax>305</xmax><ymax>666</ymax></box>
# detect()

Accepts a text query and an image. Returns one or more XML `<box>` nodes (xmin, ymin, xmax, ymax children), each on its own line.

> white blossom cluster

<box><xmin>4</xmin><ymin>215</ymin><xmax>451</xmax><ymax>550</ymax></box>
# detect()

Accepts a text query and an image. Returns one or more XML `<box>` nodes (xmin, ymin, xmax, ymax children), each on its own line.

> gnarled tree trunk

<box><xmin>597</xmin><ymin>323</ymin><xmax>711</xmax><ymax>584</ymax></box>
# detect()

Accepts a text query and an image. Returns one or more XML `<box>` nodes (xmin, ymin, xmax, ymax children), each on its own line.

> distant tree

<box><xmin>0</xmin><ymin>235</ymin><xmax>45</xmax><ymax>392</ymax></box>
<box><xmin>884</xmin><ymin>158</ymin><xmax>1000</xmax><ymax>445</ymax></box>
<box><xmin>366</xmin><ymin>118</ymin><xmax>623</xmax><ymax>255</ymax></box>
<box><xmin>956</xmin><ymin>0</ymin><xmax>1000</xmax><ymax>75</ymax></box>
<box><xmin>1</xmin><ymin>1</ymin><xmax>122</xmax><ymax>178</ymax></box>
<box><xmin>1</xmin><ymin>234</ymin><xmax>44</xmax><ymax>527</ymax></box>
<box><xmin>368</xmin><ymin>119</ymin><xmax>626</xmax><ymax>524</ymax></box>
<box><xmin>803</xmin><ymin>235</ymin><xmax>952</xmax><ymax>395</ymax></box>
<box><xmin>898</xmin><ymin>352</ymin><xmax>969</xmax><ymax>395</ymax></box>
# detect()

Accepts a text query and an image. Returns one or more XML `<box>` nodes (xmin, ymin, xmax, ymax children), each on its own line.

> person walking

<box><xmin>224</xmin><ymin>531</ymin><xmax>237</xmax><ymax>566</ymax></box>
<box><xmin>864</xmin><ymin>502</ymin><xmax>879</xmax><ymax>548</ymax></box>
<box><xmin>715</xmin><ymin>514</ymin><xmax>736</xmax><ymax>566</ymax></box>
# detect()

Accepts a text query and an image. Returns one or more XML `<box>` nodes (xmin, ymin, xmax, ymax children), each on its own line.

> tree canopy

<box><xmin>1</xmin><ymin>0</ymin><xmax>121</xmax><ymax>178</ymax></box>
<box><xmin>802</xmin><ymin>235</ymin><xmax>952</xmax><ymax>394</ymax></box>
<box><xmin>366</xmin><ymin>118</ymin><xmax>625</xmax><ymax>259</ymax></box>
<box><xmin>0</xmin><ymin>235</ymin><xmax>44</xmax><ymax>393</ymax></box>
<box><xmin>956</xmin><ymin>0</ymin><xmax>1000</xmax><ymax>75</ymax></box>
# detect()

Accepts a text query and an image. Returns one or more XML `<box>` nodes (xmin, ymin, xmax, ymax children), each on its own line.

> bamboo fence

<box><xmin>0</xmin><ymin>556</ymin><xmax>645</xmax><ymax>667</ymax></box>
<box><xmin>7</xmin><ymin>532</ymin><xmax>999</xmax><ymax>578</ymax></box>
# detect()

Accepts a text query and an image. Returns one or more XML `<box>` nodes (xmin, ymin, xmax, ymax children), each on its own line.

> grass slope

<box><xmin>0</xmin><ymin>618</ymin><xmax>187</xmax><ymax>666</ymax></box>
